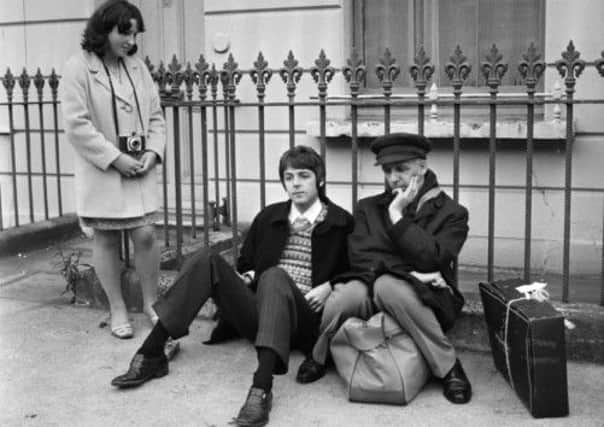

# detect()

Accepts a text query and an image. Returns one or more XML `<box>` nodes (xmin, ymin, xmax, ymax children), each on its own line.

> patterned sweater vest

<box><xmin>277</xmin><ymin>204</ymin><xmax>328</xmax><ymax>295</ymax></box>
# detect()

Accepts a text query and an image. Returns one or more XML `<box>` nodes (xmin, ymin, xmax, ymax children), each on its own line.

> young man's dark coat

<box><xmin>333</xmin><ymin>170</ymin><xmax>469</xmax><ymax>331</ymax></box>
<box><xmin>237</xmin><ymin>198</ymin><xmax>354</xmax><ymax>289</ymax></box>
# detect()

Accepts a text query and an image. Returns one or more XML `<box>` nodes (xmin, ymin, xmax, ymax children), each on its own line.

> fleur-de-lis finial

<box><xmin>166</xmin><ymin>54</ymin><xmax>184</xmax><ymax>99</ymax></box>
<box><xmin>195</xmin><ymin>55</ymin><xmax>212</xmax><ymax>100</ymax></box>
<box><xmin>375</xmin><ymin>48</ymin><xmax>400</xmax><ymax>97</ymax></box>
<box><xmin>251</xmin><ymin>51</ymin><xmax>272</xmax><ymax>100</ymax></box>
<box><xmin>221</xmin><ymin>53</ymin><xmax>242</xmax><ymax>100</ymax></box>
<box><xmin>182</xmin><ymin>62</ymin><xmax>197</xmax><ymax>100</ymax></box>
<box><xmin>409</xmin><ymin>46</ymin><xmax>434</xmax><ymax>96</ymax></box>
<box><xmin>18</xmin><ymin>68</ymin><xmax>31</xmax><ymax>101</ymax></box>
<box><xmin>2</xmin><ymin>68</ymin><xmax>16</xmax><ymax>101</ymax></box>
<box><xmin>279</xmin><ymin>50</ymin><xmax>304</xmax><ymax>100</ymax></box>
<box><xmin>555</xmin><ymin>40</ymin><xmax>586</xmax><ymax>93</ymax></box>
<box><xmin>33</xmin><ymin>68</ymin><xmax>45</xmax><ymax>100</ymax></box>
<box><xmin>144</xmin><ymin>56</ymin><xmax>156</xmax><ymax>80</ymax></box>
<box><xmin>48</xmin><ymin>68</ymin><xmax>59</xmax><ymax>100</ymax></box>
<box><xmin>518</xmin><ymin>43</ymin><xmax>545</xmax><ymax>94</ymax></box>
<box><xmin>343</xmin><ymin>48</ymin><xmax>366</xmax><ymax>97</ymax></box>
<box><xmin>155</xmin><ymin>61</ymin><xmax>168</xmax><ymax>98</ymax></box>
<box><xmin>310</xmin><ymin>49</ymin><xmax>335</xmax><ymax>99</ymax></box>
<box><xmin>480</xmin><ymin>44</ymin><xmax>508</xmax><ymax>93</ymax></box>
<box><xmin>595</xmin><ymin>50</ymin><xmax>604</xmax><ymax>77</ymax></box>
<box><xmin>445</xmin><ymin>45</ymin><xmax>471</xmax><ymax>95</ymax></box>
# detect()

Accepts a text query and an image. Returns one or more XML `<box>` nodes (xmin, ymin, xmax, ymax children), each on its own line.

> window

<box><xmin>352</xmin><ymin>0</ymin><xmax>545</xmax><ymax>90</ymax></box>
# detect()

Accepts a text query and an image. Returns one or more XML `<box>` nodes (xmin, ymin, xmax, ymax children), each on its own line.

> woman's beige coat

<box><xmin>61</xmin><ymin>51</ymin><xmax>165</xmax><ymax>219</ymax></box>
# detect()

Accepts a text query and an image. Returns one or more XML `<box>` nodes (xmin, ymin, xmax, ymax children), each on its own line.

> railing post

<box><xmin>344</xmin><ymin>49</ymin><xmax>366</xmax><ymax>209</ymax></box>
<box><xmin>376</xmin><ymin>48</ymin><xmax>400</xmax><ymax>135</ymax></box>
<box><xmin>481</xmin><ymin>44</ymin><xmax>508</xmax><ymax>283</ymax></box>
<box><xmin>555</xmin><ymin>40</ymin><xmax>586</xmax><ymax>302</ymax></box>
<box><xmin>251</xmin><ymin>52</ymin><xmax>272</xmax><ymax>210</ymax></box>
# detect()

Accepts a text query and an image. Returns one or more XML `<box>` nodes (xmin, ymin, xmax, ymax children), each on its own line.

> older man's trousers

<box><xmin>312</xmin><ymin>274</ymin><xmax>457</xmax><ymax>378</ymax></box>
<box><xmin>153</xmin><ymin>248</ymin><xmax>320</xmax><ymax>374</ymax></box>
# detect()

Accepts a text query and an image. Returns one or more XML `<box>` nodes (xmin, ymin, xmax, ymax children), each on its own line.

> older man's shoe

<box><xmin>296</xmin><ymin>356</ymin><xmax>326</xmax><ymax>384</ymax></box>
<box><xmin>232</xmin><ymin>387</ymin><xmax>272</xmax><ymax>427</ymax></box>
<box><xmin>111</xmin><ymin>353</ymin><xmax>168</xmax><ymax>388</ymax></box>
<box><xmin>443</xmin><ymin>359</ymin><xmax>472</xmax><ymax>404</ymax></box>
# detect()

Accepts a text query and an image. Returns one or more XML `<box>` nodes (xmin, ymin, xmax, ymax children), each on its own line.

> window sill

<box><xmin>305</xmin><ymin>119</ymin><xmax>571</xmax><ymax>141</ymax></box>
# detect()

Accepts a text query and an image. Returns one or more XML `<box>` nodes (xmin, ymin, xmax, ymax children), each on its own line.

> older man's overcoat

<box><xmin>334</xmin><ymin>170</ymin><xmax>469</xmax><ymax>330</ymax></box>
<box><xmin>61</xmin><ymin>51</ymin><xmax>165</xmax><ymax>218</ymax></box>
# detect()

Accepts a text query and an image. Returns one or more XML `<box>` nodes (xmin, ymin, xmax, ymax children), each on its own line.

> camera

<box><xmin>119</xmin><ymin>133</ymin><xmax>146</xmax><ymax>155</ymax></box>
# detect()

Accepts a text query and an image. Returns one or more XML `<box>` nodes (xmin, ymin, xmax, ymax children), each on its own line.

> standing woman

<box><xmin>61</xmin><ymin>0</ymin><xmax>165</xmax><ymax>339</ymax></box>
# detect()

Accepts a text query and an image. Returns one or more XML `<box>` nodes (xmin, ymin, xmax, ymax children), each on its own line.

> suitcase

<box><xmin>479</xmin><ymin>279</ymin><xmax>569</xmax><ymax>418</ymax></box>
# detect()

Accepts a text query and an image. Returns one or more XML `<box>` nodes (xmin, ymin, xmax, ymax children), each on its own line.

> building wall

<box><xmin>1</xmin><ymin>0</ymin><xmax>603</xmax><ymax>276</ymax></box>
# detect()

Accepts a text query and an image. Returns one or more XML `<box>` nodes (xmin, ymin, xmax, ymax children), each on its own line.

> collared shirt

<box><xmin>288</xmin><ymin>198</ymin><xmax>323</xmax><ymax>226</ymax></box>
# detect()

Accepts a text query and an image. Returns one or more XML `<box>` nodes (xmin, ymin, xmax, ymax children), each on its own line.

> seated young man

<box><xmin>111</xmin><ymin>145</ymin><xmax>354</xmax><ymax>426</ymax></box>
<box><xmin>296</xmin><ymin>133</ymin><xmax>472</xmax><ymax>405</ymax></box>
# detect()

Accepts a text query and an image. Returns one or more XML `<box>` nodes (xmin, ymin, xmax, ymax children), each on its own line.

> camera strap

<box><xmin>101</xmin><ymin>57</ymin><xmax>146</xmax><ymax>142</ymax></box>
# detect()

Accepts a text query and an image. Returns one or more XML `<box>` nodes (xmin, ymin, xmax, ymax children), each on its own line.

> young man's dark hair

<box><xmin>278</xmin><ymin>145</ymin><xmax>326</xmax><ymax>199</ymax></box>
<box><xmin>81</xmin><ymin>0</ymin><xmax>145</xmax><ymax>56</ymax></box>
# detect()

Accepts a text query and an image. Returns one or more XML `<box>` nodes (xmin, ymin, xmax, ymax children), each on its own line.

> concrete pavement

<box><xmin>1</xmin><ymin>254</ymin><xmax>604</xmax><ymax>427</ymax></box>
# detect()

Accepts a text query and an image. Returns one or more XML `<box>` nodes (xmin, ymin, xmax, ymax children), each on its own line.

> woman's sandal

<box><xmin>111</xmin><ymin>323</ymin><xmax>134</xmax><ymax>339</ymax></box>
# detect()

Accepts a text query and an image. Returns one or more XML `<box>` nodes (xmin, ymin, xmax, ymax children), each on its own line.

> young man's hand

<box><xmin>305</xmin><ymin>282</ymin><xmax>332</xmax><ymax>313</ymax></box>
<box><xmin>112</xmin><ymin>153</ymin><xmax>143</xmax><ymax>178</ymax></box>
<box><xmin>388</xmin><ymin>175</ymin><xmax>420</xmax><ymax>223</ymax></box>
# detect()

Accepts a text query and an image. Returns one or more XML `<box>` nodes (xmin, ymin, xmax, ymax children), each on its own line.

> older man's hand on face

<box><xmin>388</xmin><ymin>175</ymin><xmax>420</xmax><ymax>223</ymax></box>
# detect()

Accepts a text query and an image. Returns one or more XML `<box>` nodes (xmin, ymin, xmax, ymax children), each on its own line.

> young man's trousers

<box><xmin>153</xmin><ymin>248</ymin><xmax>320</xmax><ymax>374</ymax></box>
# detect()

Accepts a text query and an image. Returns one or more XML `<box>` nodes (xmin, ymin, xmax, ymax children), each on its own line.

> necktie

<box><xmin>292</xmin><ymin>216</ymin><xmax>312</xmax><ymax>232</ymax></box>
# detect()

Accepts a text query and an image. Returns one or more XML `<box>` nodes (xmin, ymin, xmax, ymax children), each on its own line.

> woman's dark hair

<box><xmin>81</xmin><ymin>0</ymin><xmax>145</xmax><ymax>57</ymax></box>
<box><xmin>278</xmin><ymin>145</ymin><xmax>326</xmax><ymax>199</ymax></box>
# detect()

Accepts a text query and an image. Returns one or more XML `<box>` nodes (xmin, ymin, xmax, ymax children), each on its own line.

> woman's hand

<box><xmin>305</xmin><ymin>282</ymin><xmax>332</xmax><ymax>313</ymax></box>
<box><xmin>112</xmin><ymin>154</ymin><xmax>143</xmax><ymax>177</ymax></box>
<box><xmin>136</xmin><ymin>151</ymin><xmax>159</xmax><ymax>176</ymax></box>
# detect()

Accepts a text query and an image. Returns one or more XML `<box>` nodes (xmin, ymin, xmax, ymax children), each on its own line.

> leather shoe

<box><xmin>232</xmin><ymin>387</ymin><xmax>272</xmax><ymax>427</ymax></box>
<box><xmin>111</xmin><ymin>353</ymin><xmax>168</xmax><ymax>389</ymax></box>
<box><xmin>296</xmin><ymin>356</ymin><xmax>326</xmax><ymax>384</ymax></box>
<box><xmin>442</xmin><ymin>359</ymin><xmax>472</xmax><ymax>404</ymax></box>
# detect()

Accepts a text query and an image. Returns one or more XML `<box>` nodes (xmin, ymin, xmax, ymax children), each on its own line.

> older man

<box><xmin>296</xmin><ymin>133</ymin><xmax>472</xmax><ymax>405</ymax></box>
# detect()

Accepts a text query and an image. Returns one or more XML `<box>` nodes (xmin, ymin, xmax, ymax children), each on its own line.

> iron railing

<box><xmin>1</xmin><ymin>41</ymin><xmax>604</xmax><ymax>305</ymax></box>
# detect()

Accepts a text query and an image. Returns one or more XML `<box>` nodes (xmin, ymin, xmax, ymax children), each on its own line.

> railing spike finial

<box><xmin>251</xmin><ymin>51</ymin><xmax>272</xmax><ymax>101</ymax></box>
<box><xmin>166</xmin><ymin>54</ymin><xmax>184</xmax><ymax>99</ymax></box>
<box><xmin>409</xmin><ymin>45</ymin><xmax>435</xmax><ymax>96</ymax></box>
<box><xmin>518</xmin><ymin>42</ymin><xmax>545</xmax><ymax>94</ymax></box>
<box><xmin>343</xmin><ymin>48</ymin><xmax>366</xmax><ymax>97</ymax></box>
<box><xmin>3</xmin><ymin>67</ymin><xmax>16</xmax><ymax>101</ymax></box>
<box><xmin>375</xmin><ymin>48</ymin><xmax>400</xmax><ymax>97</ymax></box>
<box><xmin>480</xmin><ymin>44</ymin><xmax>508</xmax><ymax>94</ymax></box>
<box><xmin>183</xmin><ymin>61</ymin><xmax>197</xmax><ymax>101</ymax></box>
<box><xmin>48</xmin><ymin>68</ymin><xmax>59</xmax><ymax>100</ymax></box>
<box><xmin>279</xmin><ymin>50</ymin><xmax>303</xmax><ymax>100</ymax></box>
<box><xmin>445</xmin><ymin>45</ymin><xmax>472</xmax><ymax>94</ymax></box>
<box><xmin>195</xmin><ymin>54</ymin><xmax>212</xmax><ymax>100</ymax></box>
<box><xmin>595</xmin><ymin>50</ymin><xmax>604</xmax><ymax>77</ymax></box>
<box><xmin>33</xmin><ymin>68</ymin><xmax>45</xmax><ymax>100</ymax></box>
<box><xmin>18</xmin><ymin>67</ymin><xmax>32</xmax><ymax>101</ymax></box>
<box><xmin>555</xmin><ymin>40</ymin><xmax>586</xmax><ymax>94</ymax></box>
<box><xmin>221</xmin><ymin>53</ymin><xmax>242</xmax><ymax>101</ymax></box>
<box><xmin>310</xmin><ymin>49</ymin><xmax>335</xmax><ymax>99</ymax></box>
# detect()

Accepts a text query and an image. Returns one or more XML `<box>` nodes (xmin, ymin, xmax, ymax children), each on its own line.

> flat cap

<box><xmin>370</xmin><ymin>132</ymin><xmax>432</xmax><ymax>165</ymax></box>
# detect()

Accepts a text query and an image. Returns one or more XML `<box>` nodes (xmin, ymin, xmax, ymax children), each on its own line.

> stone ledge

<box><xmin>305</xmin><ymin>119</ymin><xmax>569</xmax><ymax>140</ymax></box>
<box><xmin>0</xmin><ymin>214</ymin><xmax>80</xmax><ymax>256</ymax></box>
